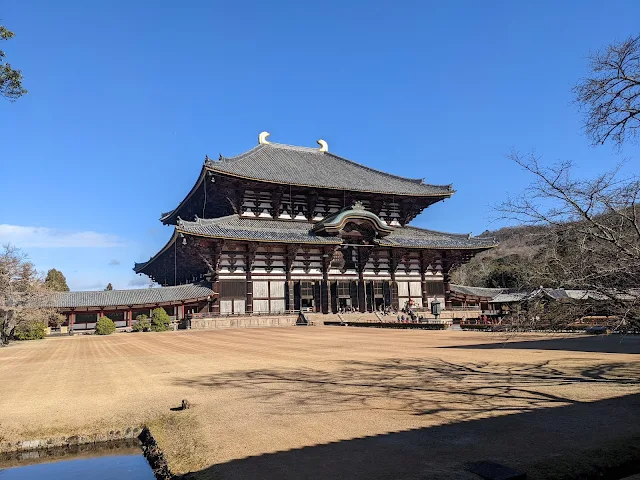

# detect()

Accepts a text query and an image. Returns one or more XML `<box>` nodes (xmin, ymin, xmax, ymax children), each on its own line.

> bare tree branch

<box><xmin>574</xmin><ymin>35</ymin><xmax>640</xmax><ymax>148</ymax></box>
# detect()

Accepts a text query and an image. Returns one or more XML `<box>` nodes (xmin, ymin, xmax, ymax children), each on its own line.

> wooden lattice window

<box><xmin>337</xmin><ymin>281</ymin><xmax>351</xmax><ymax>298</ymax></box>
<box><xmin>300</xmin><ymin>281</ymin><xmax>314</xmax><ymax>298</ymax></box>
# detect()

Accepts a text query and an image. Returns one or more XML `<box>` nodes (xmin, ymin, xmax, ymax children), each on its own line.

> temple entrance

<box><xmin>287</xmin><ymin>280</ymin><xmax>322</xmax><ymax>313</ymax></box>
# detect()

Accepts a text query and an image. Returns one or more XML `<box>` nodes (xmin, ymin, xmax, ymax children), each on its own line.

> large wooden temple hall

<box><xmin>133</xmin><ymin>132</ymin><xmax>496</xmax><ymax>317</ymax></box>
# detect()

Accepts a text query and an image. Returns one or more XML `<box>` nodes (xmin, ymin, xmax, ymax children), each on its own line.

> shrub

<box><xmin>151</xmin><ymin>307</ymin><xmax>171</xmax><ymax>332</ymax></box>
<box><xmin>14</xmin><ymin>321</ymin><xmax>47</xmax><ymax>340</ymax></box>
<box><xmin>132</xmin><ymin>314</ymin><xmax>151</xmax><ymax>332</ymax></box>
<box><xmin>95</xmin><ymin>316</ymin><xmax>116</xmax><ymax>335</ymax></box>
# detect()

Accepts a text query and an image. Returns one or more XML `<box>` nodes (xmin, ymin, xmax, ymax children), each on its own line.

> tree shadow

<box><xmin>443</xmin><ymin>334</ymin><xmax>640</xmax><ymax>354</ymax></box>
<box><xmin>174</xmin><ymin>357</ymin><xmax>640</xmax><ymax>420</ymax></box>
<box><xmin>172</xmin><ymin>358</ymin><xmax>640</xmax><ymax>478</ymax></box>
<box><xmin>177</xmin><ymin>393</ymin><xmax>640</xmax><ymax>479</ymax></box>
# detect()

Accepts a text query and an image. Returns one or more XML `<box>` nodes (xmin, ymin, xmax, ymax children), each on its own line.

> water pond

<box><xmin>0</xmin><ymin>439</ymin><xmax>155</xmax><ymax>480</ymax></box>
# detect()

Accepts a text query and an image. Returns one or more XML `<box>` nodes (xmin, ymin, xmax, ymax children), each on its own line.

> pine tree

<box><xmin>44</xmin><ymin>269</ymin><xmax>70</xmax><ymax>292</ymax></box>
<box><xmin>1</xmin><ymin>25</ymin><xmax>28</xmax><ymax>101</ymax></box>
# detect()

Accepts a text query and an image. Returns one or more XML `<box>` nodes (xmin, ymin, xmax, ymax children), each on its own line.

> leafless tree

<box><xmin>497</xmin><ymin>152</ymin><xmax>640</xmax><ymax>331</ymax></box>
<box><xmin>573</xmin><ymin>35</ymin><xmax>640</xmax><ymax>148</ymax></box>
<box><xmin>0</xmin><ymin>245</ymin><xmax>53</xmax><ymax>345</ymax></box>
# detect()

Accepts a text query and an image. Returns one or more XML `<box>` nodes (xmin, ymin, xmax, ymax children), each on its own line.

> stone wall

<box><xmin>189</xmin><ymin>315</ymin><xmax>298</xmax><ymax>330</ymax></box>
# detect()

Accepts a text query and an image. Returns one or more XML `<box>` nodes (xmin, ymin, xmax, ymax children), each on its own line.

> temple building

<box><xmin>134</xmin><ymin>132</ymin><xmax>496</xmax><ymax>317</ymax></box>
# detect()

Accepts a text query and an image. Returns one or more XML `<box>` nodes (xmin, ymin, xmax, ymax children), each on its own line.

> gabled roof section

<box><xmin>312</xmin><ymin>202</ymin><xmax>395</xmax><ymax>237</ymax></box>
<box><xmin>42</xmin><ymin>283</ymin><xmax>214</xmax><ymax>309</ymax></box>
<box><xmin>205</xmin><ymin>142</ymin><xmax>453</xmax><ymax>197</ymax></box>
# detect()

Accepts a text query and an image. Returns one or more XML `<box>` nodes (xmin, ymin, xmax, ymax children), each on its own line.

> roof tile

<box><xmin>206</xmin><ymin>143</ymin><xmax>452</xmax><ymax>197</ymax></box>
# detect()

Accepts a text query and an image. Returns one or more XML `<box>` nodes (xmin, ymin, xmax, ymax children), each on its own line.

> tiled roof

<box><xmin>175</xmin><ymin>216</ymin><xmax>496</xmax><ymax>249</ymax></box>
<box><xmin>451</xmin><ymin>284</ymin><xmax>505</xmax><ymax>298</ymax></box>
<box><xmin>487</xmin><ymin>292</ymin><xmax>529</xmax><ymax>303</ymax></box>
<box><xmin>178</xmin><ymin>216</ymin><xmax>342</xmax><ymax>244</ymax></box>
<box><xmin>43</xmin><ymin>283</ymin><xmax>213</xmax><ymax>309</ymax></box>
<box><xmin>379</xmin><ymin>226</ymin><xmax>497</xmax><ymax>249</ymax></box>
<box><xmin>205</xmin><ymin>143</ymin><xmax>453</xmax><ymax>197</ymax></box>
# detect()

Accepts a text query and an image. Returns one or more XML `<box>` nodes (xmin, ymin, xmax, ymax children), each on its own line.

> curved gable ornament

<box><xmin>258</xmin><ymin>131</ymin><xmax>271</xmax><ymax>144</ymax></box>
<box><xmin>312</xmin><ymin>203</ymin><xmax>395</xmax><ymax>238</ymax></box>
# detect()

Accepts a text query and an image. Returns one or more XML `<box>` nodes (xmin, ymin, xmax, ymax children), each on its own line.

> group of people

<box><xmin>337</xmin><ymin>302</ymin><xmax>428</xmax><ymax>323</ymax></box>
<box><xmin>337</xmin><ymin>306</ymin><xmax>359</xmax><ymax>314</ymax></box>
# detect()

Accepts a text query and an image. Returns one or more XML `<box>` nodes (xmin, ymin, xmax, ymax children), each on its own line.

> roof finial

<box><xmin>317</xmin><ymin>139</ymin><xmax>328</xmax><ymax>152</ymax></box>
<box><xmin>258</xmin><ymin>131</ymin><xmax>271</xmax><ymax>145</ymax></box>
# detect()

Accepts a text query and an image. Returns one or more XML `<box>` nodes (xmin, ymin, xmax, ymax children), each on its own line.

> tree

<box><xmin>0</xmin><ymin>24</ymin><xmax>27</xmax><ymax>101</ymax></box>
<box><xmin>132</xmin><ymin>314</ymin><xmax>151</xmax><ymax>332</ymax></box>
<box><xmin>1</xmin><ymin>245</ymin><xmax>53</xmax><ymax>345</ymax></box>
<box><xmin>150</xmin><ymin>307</ymin><xmax>171</xmax><ymax>332</ymax></box>
<box><xmin>497</xmin><ymin>152</ymin><xmax>640</xmax><ymax>331</ymax></box>
<box><xmin>95</xmin><ymin>316</ymin><xmax>116</xmax><ymax>335</ymax></box>
<box><xmin>44</xmin><ymin>269</ymin><xmax>70</xmax><ymax>292</ymax></box>
<box><xmin>105</xmin><ymin>283</ymin><xmax>113</xmax><ymax>291</ymax></box>
<box><xmin>573</xmin><ymin>35</ymin><xmax>640</xmax><ymax>148</ymax></box>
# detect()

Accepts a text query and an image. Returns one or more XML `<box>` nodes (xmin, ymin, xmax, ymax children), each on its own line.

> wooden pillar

<box><xmin>390</xmin><ymin>249</ymin><xmax>399</xmax><ymax>310</ymax></box>
<box><xmin>391</xmin><ymin>281</ymin><xmax>399</xmax><ymax>310</ymax></box>
<box><xmin>245</xmin><ymin>243</ymin><xmax>257</xmax><ymax>314</ymax></box>
<box><xmin>127</xmin><ymin>308</ymin><xmax>133</xmax><ymax>328</ymax></box>
<box><xmin>321</xmin><ymin>249</ymin><xmax>331</xmax><ymax>314</ymax></box>
<box><xmin>211</xmin><ymin>280</ymin><xmax>220</xmax><ymax>315</ymax></box>
<box><xmin>245</xmin><ymin>268</ymin><xmax>253</xmax><ymax>315</ymax></box>
<box><xmin>389</xmin><ymin>267</ymin><xmax>399</xmax><ymax>311</ymax></box>
<box><xmin>285</xmin><ymin>244</ymin><xmax>297</xmax><ymax>312</ymax></box>
<box><xmin>420</xmin><ymin>272</ymin><xmax>429</xmax><ymax>311</ymax></box>
<box><xmin>444</xmin><ymin>272</ymin><xmax>452</xmax><ymax>310</ymax></box>
<box><xmin>357</xmin><ymin>275</ymin><xmax>366</xmax><ymax>313</ymax></box>
<box><xmin>69</xmin><ymin>310</ymin><xmax>75</xmax><ymax>329</ymax></box>
<box><xmin>287</xmin><ymin>280</ymin><xmax>295</xmax><ymax>312</ymax></box>
<box><xmin>323</xmin><ymin>280</ymin><xmax>331</xmax><ymax>314</ymax></box>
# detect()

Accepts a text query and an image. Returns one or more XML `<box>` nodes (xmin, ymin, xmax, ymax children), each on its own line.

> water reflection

<box><xmin>0</xmin><ymin>439</ymin><xmax>154</xmax><ymax>480</ymax></box>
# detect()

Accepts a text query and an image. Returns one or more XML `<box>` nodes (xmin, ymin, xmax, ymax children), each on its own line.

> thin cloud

<box><xmin>108</xmin><ymin>259</ymin><xmax>121</xmax><ymax>266</ymax></box>
<box><xmin>129</xmin><ymin>276</ymin><xmax>150</xmax><ymax>287</ymax></box>
<box><xmin>0</xmin><ymin>225</ymin><xmax>123</xmax><ymax>248</ymax></box>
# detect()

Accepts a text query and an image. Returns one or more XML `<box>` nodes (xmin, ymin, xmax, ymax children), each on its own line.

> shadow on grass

<box><xmin>173</xmin><ymin>358</ymin><xmax>640</xmax><ymax>478</ymax></box>
<box><xmin>175</xmin><ymin>357</ymin><xmax>640</xmax><ymax>419</ymax></box>
<box><xmin>444</xmin><ymin>334</ymin><xmax>640</xmax><ymax>354</ymax></box>
<box><xmin>177</xmin><ymin>394</ymin><xmax>640</xmax><ymax>480</ymax></box>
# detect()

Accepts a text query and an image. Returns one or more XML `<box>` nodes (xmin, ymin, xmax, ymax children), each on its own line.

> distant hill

<box><xmin>452</xmin><ymin>224</ymin><xmax>550</xmax><ymax>289</ymax></box>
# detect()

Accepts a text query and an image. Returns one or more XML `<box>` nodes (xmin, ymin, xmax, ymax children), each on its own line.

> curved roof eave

<box><xmin>205</xmin><ymin>164</ymin><xmax>454</xmax><ymax>198</ymax></box>
<box><xmin>134</xmin><ymin>229</ymin><xmax>179</xmax><ymax>274</ymax></box>
<box><xmin>160</xmin><ymin>166</ymin><xmax>208</xmax><ymax>224</ymax></box>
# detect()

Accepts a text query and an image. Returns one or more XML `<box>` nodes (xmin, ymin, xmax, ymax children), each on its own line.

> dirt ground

<box><xmin>1</xmin><ymin>328</ymin><xmax>639</xmax><ymax>479</ymax></box>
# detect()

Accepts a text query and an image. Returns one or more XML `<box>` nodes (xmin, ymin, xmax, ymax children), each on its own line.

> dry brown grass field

<box><xmin>1</xmin><ymin>328</ymin><xmax>639</xmax><ymax>479</ymax></box>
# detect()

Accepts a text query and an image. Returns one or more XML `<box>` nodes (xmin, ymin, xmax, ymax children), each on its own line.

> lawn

<box><xmin>1</xmin><ymin>328</ymin><xmax>639</xmax><ymax>479</ymax></box>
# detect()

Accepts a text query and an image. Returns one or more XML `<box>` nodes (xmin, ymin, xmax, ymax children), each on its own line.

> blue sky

<box><xmin>1</xmin><ymin>0</ymin><xmax>639</xmax><ymax>290</ymax></box>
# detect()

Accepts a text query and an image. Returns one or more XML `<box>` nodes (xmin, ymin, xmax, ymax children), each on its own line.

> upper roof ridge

<box><xmin>210</xmin><ymin>140</ymin><xmax>452</xmax><ymax>192</ymax></box>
